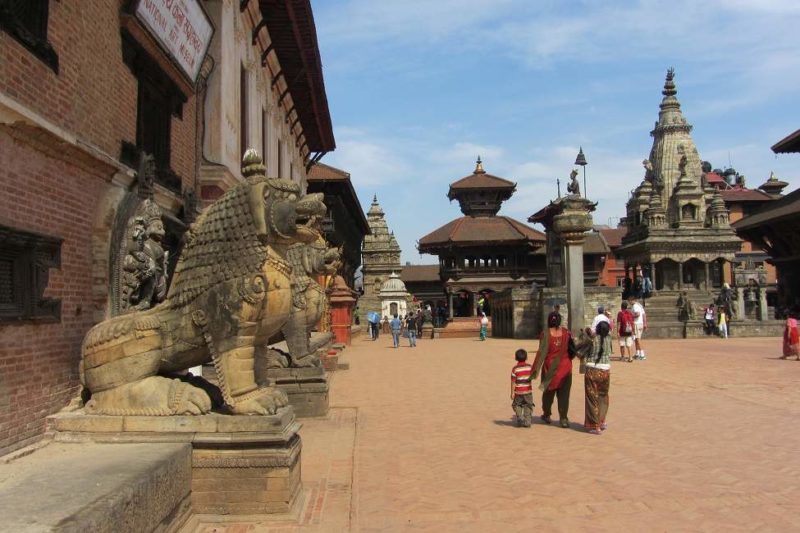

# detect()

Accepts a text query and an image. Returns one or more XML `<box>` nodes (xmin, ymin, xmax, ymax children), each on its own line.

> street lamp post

<box><xmin>575</xmin><ymin>146</ymin><xmax>588</xmax><ymax>197</ymax></box>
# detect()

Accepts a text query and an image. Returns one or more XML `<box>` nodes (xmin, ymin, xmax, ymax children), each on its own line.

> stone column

<box><xmin>758</xmin><ymin>288</ymin><xmax>768</xmax><ymax>321</ymax></box>
<box><xmin>552</xmin><ymin>196</ymin><xmax>595</xmax><ymax>335</ymax></box>
<box><xmin>704</xmin><ymin>262</ymin><xmax>710</xmax><ymax>291</ymax></box>
<box><xmin>651</xmin><ymin>262</ymin><xmax>658</xmax><ymax>292</ymax></box>
<box><xmin>737</xmin><ymin>287</ymin><xmax>746</xmax><ymax>321</ymax></box>
<box><xmin>448</xmin><ymin>291</ymin><xmax>454</xmax><ymax>319</ymax></box>
<box><xmin>678</xmin><ymin>262</ymin><xmax>684</xmax><ymax>290</ymax></box>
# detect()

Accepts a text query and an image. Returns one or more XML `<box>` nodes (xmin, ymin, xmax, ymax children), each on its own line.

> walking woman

<box><xmin>532</xmin><ymin>312</ymin><xmax>576</xmax><ymax>428</ymax></box>
<box><xmin>781</xmin><ymin>316</ymin><xmax>799</xmax><ymax>360</ymax></box>
<box><xmin>582</xmin><ymin>321</ymin><xmax>612</xmax><ymax>435</ymax></box>
<box><xmin>479</xmin><ymin>312</ymin><xmax>489</xmax><ymax>341</ymax></box>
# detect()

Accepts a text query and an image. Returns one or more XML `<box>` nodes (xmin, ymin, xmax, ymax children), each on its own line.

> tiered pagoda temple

<box><xmin>617</xmin><ymin>69</ymin><xmax>741</xmax><ymax>292</ymax></box>
<box><xmin>418</xmin><ymin>158</ymin><xmax>546</xmax><ymax>317</ymax></box>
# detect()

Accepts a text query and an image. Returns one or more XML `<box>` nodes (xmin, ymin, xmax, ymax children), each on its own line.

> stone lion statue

<box><xmin>274</xmin><ymin>233</ymin><xmax>341</xmax><ymax>368</ymax></box>
<box><xmin>80</xmin><ymin>151</ymin><xmax>326</xmax><ymax>416</ymax></box>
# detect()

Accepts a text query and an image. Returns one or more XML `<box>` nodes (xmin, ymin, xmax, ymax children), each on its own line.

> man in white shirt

<box><xmin>628</xmin><ymin>296</ymin><xmax>647</xmax><ymax>360</ymax></box>
<box><xmin>590</xmin><ymin>305</ymin><xmax>611</xmax><ymax>333</ymax></box>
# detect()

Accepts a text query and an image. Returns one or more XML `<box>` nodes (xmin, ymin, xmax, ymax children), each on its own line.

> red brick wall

<box><xmin>0</xmin><ymin>1</ymin><xmax>197</xmax><ymax>183</ymax></box>
<box><xmin>0</xmin><ymin>1</ymin><xmax>198</xmax><ymax>455</ymax></box>
<box><xmin>0</xmin><ymin>131</ymin><xmax>111</xmax><ymax>455</ymax></box>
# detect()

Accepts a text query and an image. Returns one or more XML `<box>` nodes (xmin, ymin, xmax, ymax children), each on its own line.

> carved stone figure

<box><xmin>676</xmin><ymin>290</ymin><xmax>694</xmax><ymax>321</ymax></box>
<box><xmin>566</xmin><ymin>168</ymin><xmax>581</xmax><ymax>196</ymax></box>
<box><xmin>121</xmin><ymin>200</ymin><xmax>167</xmax><ymax>312</ymax></box>
<box><xmin>677</xmin><ymin>145</ymin><xmax>688</xmax><ymax>177</ymax></box>
<box><xmin>716</xmin><ymin>283</ymin><xmax>737</xmax><ymax>319</ymax></box>
<box><xmin>269</xmin><ymin>233</ymin><xmax>340</xmax><ymax>368</ymax></box>
<box><xmin>80</xmin><ymin>152</ymin><xmax>327</xmax><ymax>416</ymax></box>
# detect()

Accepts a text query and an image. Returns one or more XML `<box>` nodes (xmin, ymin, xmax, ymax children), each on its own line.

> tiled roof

<box><xmin>258</xmin><ymin>0</ymin><xmax>334</xmax><ymax>152</ymax></box>
<box><xmin>704</xmin><ymin>172</ymin><xmax>725</xmax><ymax>184</ymax></box>
<box><xmin>400</xmin><ymin>265</ymin><xmax>440</xmax><ymax>282</ymax></box>
<box><xmin>418</xmin><ymin>216</ymin><xmax>545</xmax><ymax>249</ymax></box>
<box><xmin>772</xmin><ymin>129</ymin><xmax>800</xmax><ymax>154</ymax></box>
<box><xmin>733</xmin><ymin>187</ymin><xmax>800</xmax><ymax>229</ymax></box>
<box><xmin>720</xmin><ymin>189</ymin><xmax>775</xmax><ymax>202</ymax></box>
<box><xmin>598</xmin><ymin>227</ymin><xmax>627</xmax><ymax>248</ymax></box>
<box><xmin>449</xmin><ymin>173</ymin><xmax>516</xmax><ymax>191</ymax></box>
<box><xmin>308</xmin><ymin>162</ymin><xmax>349</xmax><ymax>181</ymax></box>
<box><xmin>584</xmin><ymin>232</ymin><xmax>610</xmax><ymax>255</ymax></box>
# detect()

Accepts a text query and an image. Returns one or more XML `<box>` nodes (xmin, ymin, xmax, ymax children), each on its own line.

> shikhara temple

<box><xmin>418</xmin><ymin>158</ymin><xmax>546</xmax><ymax>317</ymax></box>
<box><xmin>617</xmin><ymin>68</ymin><xmax>742</xmax><ymax>292</ymax></box>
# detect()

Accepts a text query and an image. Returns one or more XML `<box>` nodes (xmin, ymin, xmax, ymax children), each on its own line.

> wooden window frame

<box><xmin>120</xmin><ymin>34</ymin><xmax>185</xmax><ymax>194</ymax></box>
<box><xmin>0</xmin><ymin>0</ymin><xmax>59</xmax><ymax>72</ymax></box>
<box><xmin>0</xmin><ymin>224</ymin><xmax>62</xmax><ymax>323</ymax></box>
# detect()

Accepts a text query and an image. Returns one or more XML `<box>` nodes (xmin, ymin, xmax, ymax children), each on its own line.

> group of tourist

<box><xmin>509</xmin><ymin>295</ymin><xmax>648</xmax><ymax>435</ymax></box>
<box><xmin>373</xmin><ymin>306</ymin><xmax>437</xmax><ymax>348</ymax></box>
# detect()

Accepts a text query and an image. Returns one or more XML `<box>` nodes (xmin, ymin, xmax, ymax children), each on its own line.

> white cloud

<box><xmin>324</xmin><ymin>128</ymin><xmax>410</xmax><ymax>186</ymax></box>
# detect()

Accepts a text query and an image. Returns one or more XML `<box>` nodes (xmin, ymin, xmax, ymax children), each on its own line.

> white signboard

<box><xmin>135</xmin><ymin>0</ymin><xmax>213</xmax><ymax>83</ymax></box>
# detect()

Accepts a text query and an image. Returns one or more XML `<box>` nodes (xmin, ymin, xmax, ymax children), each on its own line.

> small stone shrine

<box><xmin>379</xmin><ymin>272</ymin><xmax>411</xmax><ymax>318</ymax></box>
<box><xmin>50</xmin><ymin>150</ymin><xmax>330</xmax><ymax>515</ymax></box>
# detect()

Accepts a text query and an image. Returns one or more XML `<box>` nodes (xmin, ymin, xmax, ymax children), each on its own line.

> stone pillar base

<box><xmin>421</xmin><ymin>324</ymin><xmax>434</xmax><ymax>339</ymax></box>
<box><xmin>265</xmin><ymin>366</ymin><xmax>329</xmax><ymax>417</ymax></box>
<box><xmin>47</xmin><ymin>408</ymin><xmax>303</xmax><ymax>517</ymax></box>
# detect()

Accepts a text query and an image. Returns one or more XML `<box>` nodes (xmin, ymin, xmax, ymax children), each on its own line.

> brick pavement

<box><xmin>186</xmin><ymin>335</ymin><xmax>800</xmax><ymax>532</ymax></box>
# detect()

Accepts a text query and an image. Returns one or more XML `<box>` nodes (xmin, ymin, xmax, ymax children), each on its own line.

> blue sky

<box><xmin>314</xmin><ymin>0</ymin><xmax>800</xmax><ymax>265</ymax></box>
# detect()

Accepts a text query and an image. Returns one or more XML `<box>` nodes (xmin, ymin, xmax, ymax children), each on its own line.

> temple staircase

<box><xmin>436</xmin><ymin>317</ymin><xmax>491</xmax><ymax>339</ymax></box>
<box><xmin>639</xmin><ymin>290</ymin><xmax>782</xmax><ymax>338</ymax></box>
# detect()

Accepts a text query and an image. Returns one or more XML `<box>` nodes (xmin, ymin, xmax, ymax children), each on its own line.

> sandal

<box><xmin>540</xmin><ymin>415</ymin><xmax>552</xmax><ymax>425</ymax></box>
<box><xmin>588</xmin><ymin>429</ymin><xmax>602</xmax><ymax>435</ymax></box>
<box><xmin>560</xmin><ymin>418</ymin><xmax>570</xmax><ymax>428</ymax></box>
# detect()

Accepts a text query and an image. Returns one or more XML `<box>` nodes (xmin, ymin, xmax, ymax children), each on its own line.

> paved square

<box><xmin>186</xmin><ymin>334</ymin><xmax>800</xmax><ymax>532</ymax></box>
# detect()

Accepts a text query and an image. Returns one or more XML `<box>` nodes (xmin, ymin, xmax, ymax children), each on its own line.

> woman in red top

<box><xmin>532</xmin><ymin>312</ymin><xmax>576</xmax><ymax>428</ymax></box>
<box><xmin>781</xmin><ymin>317</ymin><xmax>799</xmax><ymax>360</ymax></box>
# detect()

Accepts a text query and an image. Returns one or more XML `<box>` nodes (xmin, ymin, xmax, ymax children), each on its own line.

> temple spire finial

<box><xmin>474</xmin><ymin>156</ymin><xmax>485</xmax><ymax>174</ymax></box>
<box><xmin>372</xmin><ymin>194</ymin><xmax>378</xmax><ymax>203</ymax></box>
<box><xmin>662</xmin><ymin>67</ymin><xmax>677</xmax><ymax>97</ymax></box>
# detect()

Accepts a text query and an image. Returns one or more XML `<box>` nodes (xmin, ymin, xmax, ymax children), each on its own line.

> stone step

<box><xmin>0</xmin><ymin>442</ymin><xmax>191</xmax><ymax>533</ymax></box>
<box><xmin>642</xmin><ymin>319</ymin><xmax>784</xmax><ymax>339</ymax></box>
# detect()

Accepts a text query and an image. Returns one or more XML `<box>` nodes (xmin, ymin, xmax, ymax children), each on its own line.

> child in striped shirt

<box><xmin>510</xmin><ymin>349</ymin><xmax>534</xmax><ymax>427</ymax></box>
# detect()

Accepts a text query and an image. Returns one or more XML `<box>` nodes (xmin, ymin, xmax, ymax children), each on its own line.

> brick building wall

<box><xmin>0</xmin><ymin>0</ymin><xmax>199</xmax><ymax>455</ymax></box>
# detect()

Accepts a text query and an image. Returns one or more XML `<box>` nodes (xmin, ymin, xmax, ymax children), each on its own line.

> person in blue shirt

<box><xmin>390</xmin><ymin>314</ymin><xmax>402</xmax><ymax>348</ymax></box>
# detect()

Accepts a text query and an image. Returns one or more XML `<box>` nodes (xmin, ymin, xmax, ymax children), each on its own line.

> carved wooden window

<box><xmin>121</xmin><ymin>34</ymin><xmax>185</xmax><ymax>194</ymax></box>
<box><xmin>0</xmin><ymin>0</ymin><xmax>59</xmax><ymax>72</ymax></box>
<box><xmin>137</xmin><ymin>74</ymin><xmax>172</xmax><ymax>175</ymax></box>
<box><xmin>0</xmin><ymin>224</ymin><xmax>61</xmax><ymax>322</ymax></box>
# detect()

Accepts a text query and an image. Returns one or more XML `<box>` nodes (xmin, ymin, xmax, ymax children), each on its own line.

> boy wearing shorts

<box><xmin>510</xmin><ymin>349</ymin><xmax>534</xmax><ymax>427</ymax></box>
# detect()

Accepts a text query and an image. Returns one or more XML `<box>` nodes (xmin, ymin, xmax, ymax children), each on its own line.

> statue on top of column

<box><xmin>566</xmin><ymin>168</ymin><xmax>581</xmax><ymax>196</ymax></box>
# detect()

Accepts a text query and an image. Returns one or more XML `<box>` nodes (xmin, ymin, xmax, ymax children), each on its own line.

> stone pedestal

<box><xmin>552</xmin><ymin>194</ymin><xmax>595</xmax><ymax>334</ymax></box>
<box><xmin>264</xmin><ymin>366</ymin><xmax>329</xmax><ymax>417</ymax></box>
<box><xmin>737</xmin><ymin>287</ymin><xmax>746</xmax><ymax>321</ymax></box>
<box><xmin>47</xmin><ymin>407</ymin><xmax>303</xmax><ymax>516</ymax></box>
<box><xmin>758</xmin><ymin>289</ymin><xmax>769</xmax><ymax>321</ymax></box>
<box><xmin>421</xmin><ymin>323</ymin><xmax>434</xmax><ymax>339</ymax></box>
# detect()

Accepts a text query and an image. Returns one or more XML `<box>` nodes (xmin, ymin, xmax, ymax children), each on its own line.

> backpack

<box><xmin>618</xmin><ymin>310</ymin><xmax>633</xmax><ymax>336</ymax></box>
